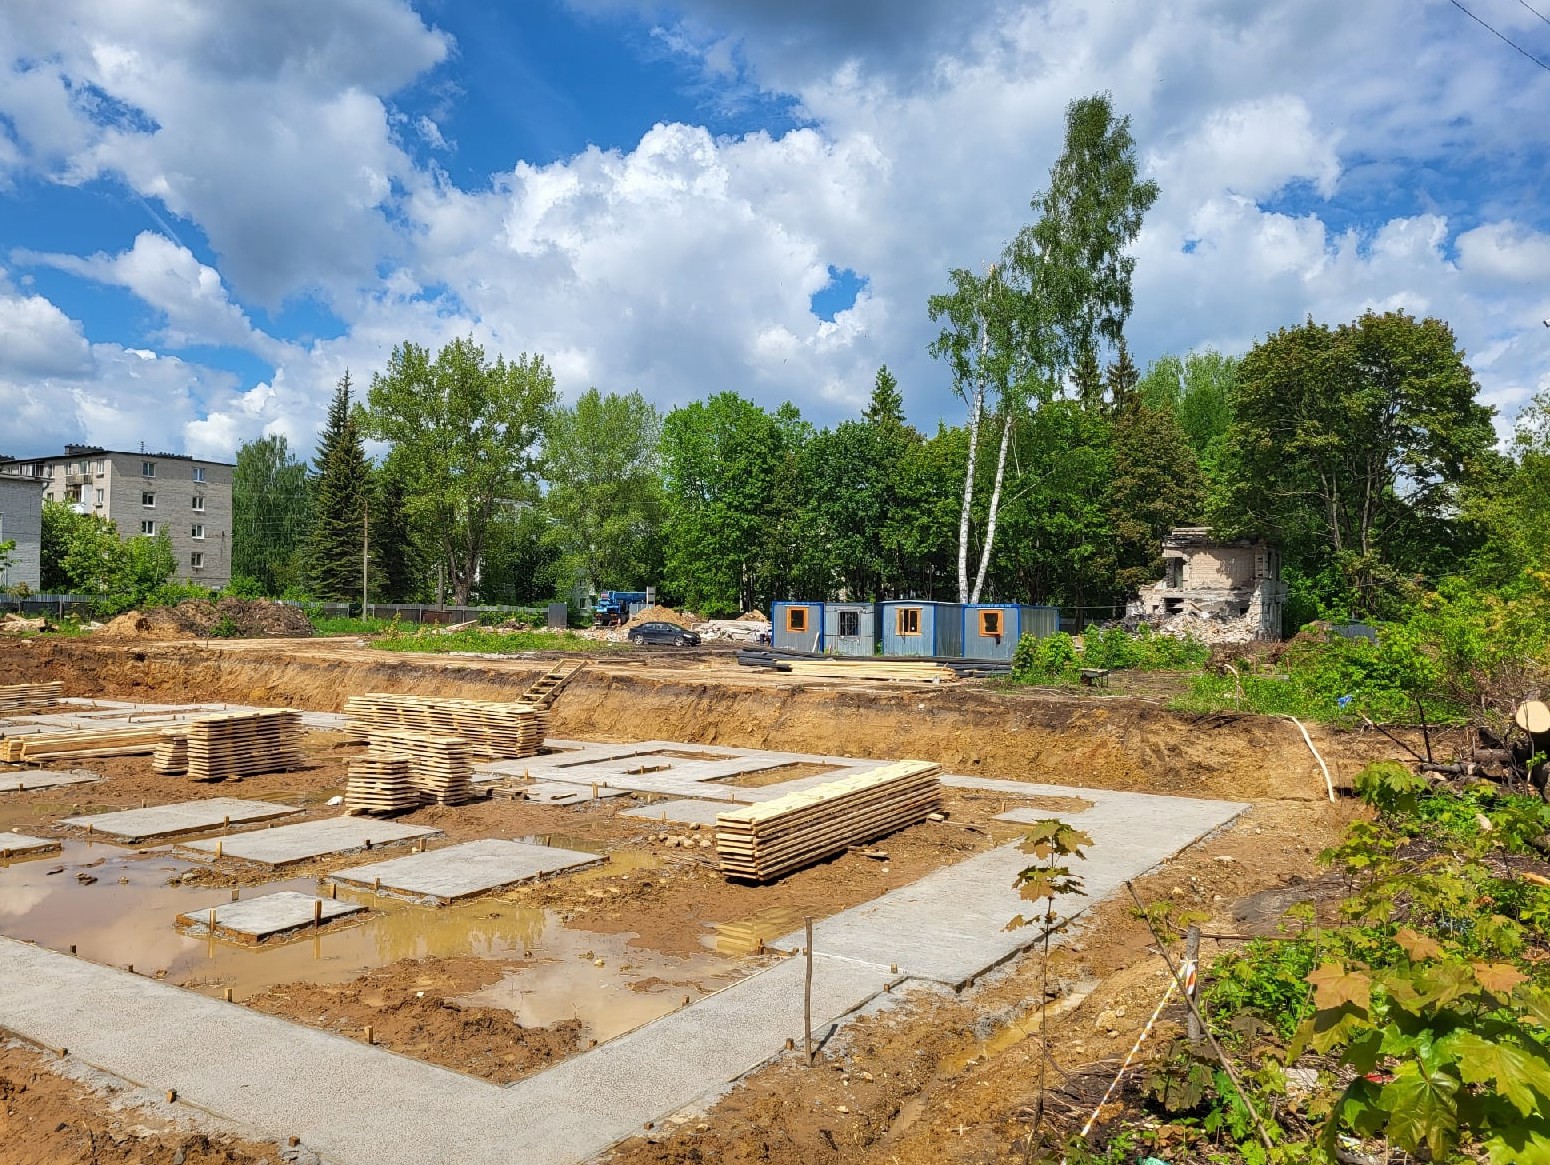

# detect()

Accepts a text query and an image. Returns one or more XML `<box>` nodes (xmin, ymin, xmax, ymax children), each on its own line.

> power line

<box><xmin>1448</xmin><ymin>0</ymin><xmax>1550</xmax><ymax>72</ymax></box>
<box><xmin>1517</xmin><ymin>0</ymin><xmax>1550</xmax><ymax>28</ymax></box>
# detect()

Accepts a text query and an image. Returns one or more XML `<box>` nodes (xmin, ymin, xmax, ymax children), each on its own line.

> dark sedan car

<box><xmin>626</xmin><ymin>621</ymin><xmax>701</xmax><ymax>647</ymax></box>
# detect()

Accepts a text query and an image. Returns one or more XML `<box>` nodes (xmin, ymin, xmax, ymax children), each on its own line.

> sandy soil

<box><xmin>0</xmin><ymin>636</ymin><xmax>1412</xmax><ymax>1162</ymax></box>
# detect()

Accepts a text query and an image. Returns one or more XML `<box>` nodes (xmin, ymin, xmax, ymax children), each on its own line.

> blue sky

<box><xmin>0</xmin><ymin>0</ymin><xmax>1547</xmax><ymax>460</ymax></box>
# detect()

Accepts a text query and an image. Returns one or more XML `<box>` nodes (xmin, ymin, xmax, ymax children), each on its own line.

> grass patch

<box><xmin>373</xmin><ymin>627</ymin><xmax>619</xmax><ymax>655</ymax></box>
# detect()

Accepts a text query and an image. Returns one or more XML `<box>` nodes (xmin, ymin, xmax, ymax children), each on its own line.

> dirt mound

<box><xmin>738</xmin><ymin>610</ymin><xmax>770</xmax><ymax>624</ymax></box>
<box><xmin>626</xmin><ymin>605</ymin><xmax>696</xmax><ymax>629</ymax></box>
<box><xmin>97</xmin><ymin>598</ymin><xmax>314</xmax><ymax>640</ymax></box>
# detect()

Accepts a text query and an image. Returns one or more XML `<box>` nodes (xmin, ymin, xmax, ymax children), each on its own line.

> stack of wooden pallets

<box><xmin>344</xmin><ymin>756</ymin><xmax>421</xmax><ymax>815</ymax></box>
<box><xmin>152</xmin><ymin>730</ymin><xmax>188</xmax><ymax>775</ymax></box>
<box><xmin>0</xmin><ymin>681</ymin><xmax>63</xmax><ymax>713</ymax></box>
<box><xmin>715</xmin><ymin>760</ymin><xmax>942</xmax><ymax>882</ymax></box>
<box><xmin>366</xmin><ymin>728</ymin><xmax>474</xmax><ymax>806</ymax></box>
<box><xmin>2</xmin><ymin>726</ymin><xmax>164</xmax><ymax>762</ymax></box>
<box><xmin>344</xmin><ymin>694</ymin><xmax>548</xmax><ymax>758</ymax></box>
<box><xmin>176</xmin><ymin>709</ymin><xmax>305</xmax><ymax>780</ymax></box>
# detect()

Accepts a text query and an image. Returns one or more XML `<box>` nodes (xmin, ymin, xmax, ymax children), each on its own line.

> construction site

<box><xmin>0</xmin><ymin>629</ymin><xmax>1418</xmax><ymax>1165</ymax></box>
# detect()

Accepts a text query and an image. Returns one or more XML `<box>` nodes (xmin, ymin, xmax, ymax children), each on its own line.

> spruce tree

<box><xmin>306</xmin><ymin>372</ymin><xmax>371</xmax><ymax>602</ymax></box>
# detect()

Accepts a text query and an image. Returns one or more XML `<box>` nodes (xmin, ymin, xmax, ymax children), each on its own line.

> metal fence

<box><xmin>0</xmin><ymin>595</ymin><xmax>552</xmax><ymax>626</ymax></box>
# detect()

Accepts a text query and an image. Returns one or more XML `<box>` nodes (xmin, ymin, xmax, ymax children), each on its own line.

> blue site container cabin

<box><xmin>822</xmin><ymin>602</ymin><xmax>881</xmax><ymax>656</ymax></box>
<box><xmin>881</xmin><ymin>600</ymin><xmax>964</xmax><ymax>658</ymax></box>
<box><xmin>771</xmin><ymin>601</ymin><xmax>824</xmax><ymax>652</ymax></box>
<box><xmin>961</xmin><ymin>604</ymin><xmax>1060</xmax><ymax>661</ymax></box>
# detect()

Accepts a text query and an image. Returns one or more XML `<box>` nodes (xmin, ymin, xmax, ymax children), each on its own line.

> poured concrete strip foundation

<box><xmin>621</xmin><ymin>799</ymin><xmax>732</xmax><ymax>826</ymax></box>
<box><xmin>179</xmin><ymin>817</ymin><xmax>441</xmax><ymax>866</ymax></box>
<box><xmin>0</xmin><ymin>832</ymin><xmax>60</xmax><ymax>860</ymax></box>
<box><xmin>330</xmin><ymin>838</ymin><xmax>604</xmax><ymax>905</ymax></box>
<box><xmin>0</xmin><ymin>785</ymin><xmax>1248</xmax><ymax>1165</ymax></box>
<box><xmin>60</xmin><ymin>798</ymin><xmax>301</xmax><ymax>844</ymax></box>
<box><xmin>176</xmin><ymin>892</ymin><xmax>366</xmax><ymax>942</ymax></box>
<box><xmin>0</xmin><ymin>770</ymin><xmax>100</xmax><ymax>793</ymax></box>
<box><xmin>516</xmin><ymin>781</ymin><xmax>631</xmax><ymax>804</ymax></box>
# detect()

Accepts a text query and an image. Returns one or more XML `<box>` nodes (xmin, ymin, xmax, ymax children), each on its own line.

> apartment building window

<box><xmin>190</xmin><ymin>552</ymin><xmax>204</xmax><ymax>571</ymax></box>
<box><xmin>43</xmin><ymin>464</ymin><xmax>54</xmax><ymax>478</ymax></box>
<box><xmin>142</xmin><ymin>491</ymin><xmax>155</xmax><ymax>507</ymax></box>
<box><xmin>94</xmin><ymin>489</ymin><xmax>103</xmax><ymax>506</ymax></box>
<box><xmin>91</xmin><ymin>460</ymin><xmax>103</xmax><ymax>475</ymax></box>
<box><xmin>141</xmin><ymin>461</ymin><xmax>155</xmax><ymax>478</ymax></box>
<box><xmin>191</xmin><ymin>524</ymin><xmax>205</xmax><ymax>540</ymax></box>
<box><xmin>192</xmin><ymin>467</ymin><xmax>206</xmax><ymax>483</ymax></box>
<box><xmin>191</xmin><ymin>495</ymin><xmax>205</xmax><ymax>512</ymax></box>
<box><xmin>140</xmin><ymin>520</ymin><xmax>156</xmax><ymax>535</ymax></box>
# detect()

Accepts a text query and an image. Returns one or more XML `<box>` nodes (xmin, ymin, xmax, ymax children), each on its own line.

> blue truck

<box><xmin>593</xmin><ymin>590</ymin><xmax>648</xmax><ymax>627</ymax></box>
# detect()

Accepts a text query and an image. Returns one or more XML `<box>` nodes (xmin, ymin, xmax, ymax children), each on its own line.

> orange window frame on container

<box><xmin>896</xmin><ymin>607</ymin><xmax>922</xmax><ymax>636</ymax></box>
<box><xmin>979</xmin><ymin>609</ymin><xmax>1003</xmax><ymax>637</ymax></box>
<box><xmin>785</xmin><ymin>606</ymin><xmax>808</xmax><ymax>632</ymax></box>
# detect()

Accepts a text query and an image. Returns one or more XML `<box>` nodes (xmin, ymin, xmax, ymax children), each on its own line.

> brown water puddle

<box><xmin>705</xmin><ymin>904</ymin><xmax>808</xmax><ymax>955</ymax></box>
<box><xmin>0</xmin><ymin>839</ymin><xmax>747</xmax><ymax>1043</ymax></box>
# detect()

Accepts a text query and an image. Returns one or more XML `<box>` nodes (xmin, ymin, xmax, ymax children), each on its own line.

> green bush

<box><xmin>1012</xmin><ymin>631</ymin><xmax>1080</xmax><ymax>682</ymax></box>
<box><xmin>1011</xmin><ymin>626</ymin><xmax>1208</xmax><ymax>684</ymax></box>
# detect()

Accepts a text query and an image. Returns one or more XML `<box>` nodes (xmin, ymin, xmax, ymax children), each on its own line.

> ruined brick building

<box><xmin>1136</xmin><ymin>527</ymin><xmax>1288</xmax><ymax>640</ymax></box>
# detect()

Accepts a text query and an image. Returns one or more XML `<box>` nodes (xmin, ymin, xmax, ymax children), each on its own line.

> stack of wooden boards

<box><xmin>0</xmin><ymin>681</ymin><xmax>63</xmax><ymax>713</ymax></box>
<box><xmin>344</xmin><ymin>694</ymin><xmax>548</xmax><ymax>758</ymax></box>
<box><xmin>366</xmin><ymin>728</ymin><xmax>474</xmax><ymax>806</ymax></box>
<box><xmin>2</xmin><ymin>726</ymin><xmax>163</xmax><ymax>762</ymax></box>
<box><xmin>151</xmin><ymin>709</ymin><xmax>305</xmax><ymax>780</ymax></box>
<box><xmin>715</xmin><ymin>760</ymin><xmax>942</xmax><ymax>882</ymax></box>
<box><xmin>344</xmin><ymin>756</ymin><xmax>421</xmax><ymax>815</ymax></box>
<box><xmin>152</xmin><ymin>731</ymin><xmax>188</xmax><ymax>774</ymax></box>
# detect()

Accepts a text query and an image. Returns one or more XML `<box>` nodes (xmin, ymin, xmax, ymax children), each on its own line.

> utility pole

<box><xmin>361</xmin><ymin>500</ymin><xmax>369</xmax><ymax>615</ymax></box>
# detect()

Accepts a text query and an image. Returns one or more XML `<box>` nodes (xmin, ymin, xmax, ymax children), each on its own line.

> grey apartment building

<box><xmin>0</xmin><ymin>446</ymin><xmax>233</xmax><ymax>588</ymax></box>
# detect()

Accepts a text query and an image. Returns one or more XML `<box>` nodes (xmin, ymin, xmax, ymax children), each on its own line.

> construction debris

<box><xmin>0</xmin><ymin>681</ymin><xmax>62</xmax><ymax>713</ymax></box>
<box><xmin>715</xmin><ymin>760</ymin><xmax>942</xmax><ymax>881</ymax></box>
<box><xmin>344</xmin><ymin>694</ymin><xmax>548</xmax><ymax>759</ymax></box>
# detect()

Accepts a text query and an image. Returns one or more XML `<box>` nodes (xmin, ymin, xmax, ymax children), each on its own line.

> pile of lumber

<box><xmin>0</xmin><ymin>681</ymin><xmax>63</xmax><ymax>714</ymax></box>
<box><xmin>2</xmin><ymin>725</ymin><xmax>164</xmax><ymax>762</ymax></box>
<box><xmin>345</xmin><ymin>694</ymin><xmax>548</xmax><ymax>758</ymax></box>
<box><xmin>715</xmin><ymin>760</ymin><xmax>941</xmax><ymax>882</ymax></box>
<box><xmin>738</xmin><ymin>647</ymin><xmax>1009</xmax><ymax>679</ymax></box>
<box><xmin>152</xmin><ymin>730</ymin><xmax>188</xmax><ymax>775</ymax></box>
<box><xmin>344</xmin><ymin>756</ymin><xmax>421</xmax><ymax>815</ymax></box>
<box><xmin>173</xmin><ymin>710</ymin><xmax>305</xmax><ymax>780</ymax></box>
<box><xmin>367</xmin><ymin>728</ymin><xmax>474</xmax><ymax>806</ymax></box>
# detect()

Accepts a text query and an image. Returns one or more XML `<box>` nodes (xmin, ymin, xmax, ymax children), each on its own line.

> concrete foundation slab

<box><xmin>60</xmin><ymin>798</ymin><xmax>301</xmax><ymax>844</ymax></box>
<box><xmin>0</xmin><ymin>832</ymin><xmax>59</xmax><ymax>860</ymax></box>
<box><xmin>621</xmin><ymin>799</ymin><xmax>731</xmax><ymax>826</ymax></box>
<box><xmin>776</xmin><ymin>784</ymin><xmax>1246</xmax><ymax>987</ymax></box>
<box><xmin>516</xmin><ymin>781</ymin><xmax>631</xmax><ymax>804</ymax></box>
<box><xmin>181</xmin><ymin>817</ymin><xmax>440</xmax><ymax>866</ymax></box>
<box><xmin>0</xmin><ymin>769</ymin><xmax>100</xmax><ymax>793</ymax></box>
<box><xmin>176</xmin><ymin>892</ymin><xmax>365</xmax><ymax>942</ymax></box>
<box><xmin>331</xmin><ymin>838</ymin><xmax>603</xmax><ymax>904</ymax></box>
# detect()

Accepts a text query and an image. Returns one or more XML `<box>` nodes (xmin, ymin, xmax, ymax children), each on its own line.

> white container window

<box><xmin>142</xmin><ymin>461</ymin><xmax>155</xmax><ymax>478</ymax></box>
<box><xmin>140</xmin><ymin>520</ymin><xmax>156</xmax><ymax>535</ymax></box>
<box><xmin>191</xmin><ymin>552</ymin><xmax>204</xmax><ymax>571</ymax></box>
<box><xmin>142</xmin><ymin>491</ymin><xmax>155</xmax><ymax>507</ymax></box>
<box><xmin>192</xmin><ymin>467</ymin><xmax>206</xmax><ymax>483</ymax></box>
<box><xmin>192</xmin><ymin>524</ymin><xmax>205</xmax><ymax>539</ymax></box>
<box><xmin>191</xmin><ymin>495</ymin><xmax>205</xmax><ymax>512</ymax></box>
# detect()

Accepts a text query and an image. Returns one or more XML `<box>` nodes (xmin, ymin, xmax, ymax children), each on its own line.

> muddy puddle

<box><xmin>0</xmin><ymin>839</ymin><xmax>753</xmax><ymax>1043</ymax></box>
<box><xmin>705</xmin><ymin>904</ymin><xmax>808</xmax><ymax>955</ymax></box>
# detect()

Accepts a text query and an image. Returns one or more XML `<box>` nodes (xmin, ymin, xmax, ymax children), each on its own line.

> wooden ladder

<box><xmin>518</xmin><ymin>659</ymin><xmax>587</xmax><ymax>709</ymax></box>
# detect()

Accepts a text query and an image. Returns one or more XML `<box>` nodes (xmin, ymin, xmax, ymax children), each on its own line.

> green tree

<box><xmin>932</xmin><ymin>92</ymin><xmax>1158</xmax><ymax>604</ymax></box>
<box><xmin>232</xmin><ymin>434</ymin><xmax>311</xmax><ymax>595</ymax></box>
<box><xmin>660</xmin><ymin>392</ymin><xmax>785</xmax><ymax>615</ymax></box>
<box><xmin>1464</xmin><ymin>388</ymin><xmax>1550</xmax><ymax>591</ymax></box>
<box><xmin>364</xmin><ymin>336</ymin><xmax>556</xmax><ymax>605</ymax></box>
<box><xmin>1108</xmin><ymin>396</ymin><xmax>1206</xmax><ymax>595</ymax></box>
<box><xmin>43</xmin><ymin>499</ymin><xmax>177</xmax><ymax>609</ymax></box>
<box><xmin>368</xmin><ymin>459</ymin><xmax>423</xmax><ymax>602</ymax></box>
<box><xmin>1215</xmin><ymin>311</ymin><xmax>1496</xmax><ymax>616</ymax></box>
<box><xmin>540</xmin><ymin>388</ymin><xmax>664</xmax><ymax>595</ymax></box>
<box><xmin>305</xmin><ymin>372</ymin><xmax>371</xmax><ymax>602</ymax></box>
<box><xmin>1137</xmin><ymin>349</ymin><xmax>1237</xmax><ymax>476</ymax></box>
